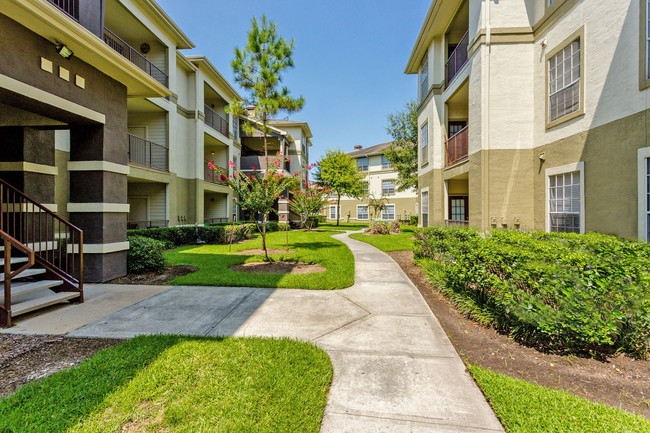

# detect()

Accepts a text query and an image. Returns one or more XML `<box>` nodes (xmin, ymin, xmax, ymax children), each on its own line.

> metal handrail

<box><xmin>1</xmin><ymin>230</ymin><xmax>36</xmax><ymax>327</ymax></box>
<box><xmin>47</xmin><ymin>0</ymin><xmax>79</xmax><ymax>20</ymax></box>
<box><xmin>445</xmin><ymin>30</ymin><xmax>469</xmax><ymax>86</ymax></box>
<box><xmin>445</xmin><ymin>126</ymin><xmax>469</xmax><ymax>167</ymax></box>
<box><xmin>103</xmin><ymin>28</ymin><xmax>168</xmax><ymax>87</ymax></box>
<box><xmin>204</xmin><ymin>104</ymin><xmax>229</xmax><ymax>137</ymax></box>
<box><xmin>128</xmin><ymin>133</ymin><xmax>169</xmax><ymax>172</ymax></box>
<box><xmin>0</xmin><ymin>179</ymin><xmax>83</xmax><ymax>298</ymax></box>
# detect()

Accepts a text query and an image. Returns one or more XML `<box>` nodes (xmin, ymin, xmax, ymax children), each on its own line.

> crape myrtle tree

<box><xmin>290</xmin><ymin>172</ymin><xmax>330</xmax><ymax>231</ymax></box>
<box><xmin>384</xmin><ymin>101</ymin><xmax>418</xmax><ymax>191</ymax></box>
<box><xmin>209</xmin><ymin>152</ymin><xmax>297</xmax><ymax>262</ymax></box>
<box><xmin>315</xmin><ymin>149</ymin><xmax>365</xmax><ymax>226</ymax></box>
<box><xmin>227</xmin><ymin>15</ymin><xmax>305</xmax><ymax>161</ymax></box>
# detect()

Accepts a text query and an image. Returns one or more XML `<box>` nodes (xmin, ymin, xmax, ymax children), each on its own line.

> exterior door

<box><xmin>448</xmin><ymin>121</ymin><xmax>467</xmax><ymax>137</ymax></box>
<box><xmin>448</xmin><ymin>196</ymin><xmax>468</xmax><ymax>222</ymax></box>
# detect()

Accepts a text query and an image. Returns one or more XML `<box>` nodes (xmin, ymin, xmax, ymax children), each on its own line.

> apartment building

<box><xmin>326</xmin><ymin>142</ymin><xmax>418</xmax><ymax>223</ymax></box>
<box><xmin>0</xmin><ymin>0</ymin><xmax>310</xmax><ymax>323</ymax></box>
<box><xmin>405</xmin><ymin>0</ymin><xmax>650</xmax><ymax>240</ymax></box>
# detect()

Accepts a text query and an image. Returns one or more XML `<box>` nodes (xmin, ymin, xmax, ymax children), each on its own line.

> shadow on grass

<box><xmin>0</xmin><ymin>335</ymin><xmax>207</xmax><ymax>433</ymax></box>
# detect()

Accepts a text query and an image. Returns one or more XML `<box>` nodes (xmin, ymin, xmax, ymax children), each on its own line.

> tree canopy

<box><xmin>315</xmin><ymin>149</ymin><xmax>365</xmax><ymax>226</ymax></box>
<box><xmin>384</xmin><ymin>101</ymin><xmax>418</xmax><ymax>191</ymax></box>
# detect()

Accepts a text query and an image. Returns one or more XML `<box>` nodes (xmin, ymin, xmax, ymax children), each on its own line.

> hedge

<box><xmin>127</xmin><ymin>236</ymin><xmax>167</xmax><ymax>274</ymax></box>
<box><xmin>414</xmin><ymin>227</ymin><xmax>650</xmax><ymax>357</ymax></box>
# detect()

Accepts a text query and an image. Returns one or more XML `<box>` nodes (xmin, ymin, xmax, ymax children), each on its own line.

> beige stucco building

<box><xmin>326</xmin><ymin>142</ymin><xmax>418</xmax><ymax>223</ymax></box>
<box><xmin>406</xmin><ymin>0</ymin><xmax>650</xmax><ymax>240</ymax></box>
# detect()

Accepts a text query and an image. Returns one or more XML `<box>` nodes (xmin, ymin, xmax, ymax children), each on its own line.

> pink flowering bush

<box><xmin>290</xmin><ymin>176</ymin><xmax>330</xmax><ymax>231</ymax></box>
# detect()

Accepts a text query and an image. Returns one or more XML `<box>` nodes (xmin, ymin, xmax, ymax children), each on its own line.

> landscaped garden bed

<box><xmin>349</xmin><ymin>224</ymin><xmax>415</xmax><ymax>251</ymax></box>
<box><xmin>0</xmin><ymin>335</ymin><xmax>332</xmax><ymax>433</ymax></box>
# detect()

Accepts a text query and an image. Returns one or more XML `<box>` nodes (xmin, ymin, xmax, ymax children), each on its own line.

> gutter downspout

<box><xmin>483</xmin><ymin>0</ymin><xmax>492</xmax><ymax>231</ymax></box>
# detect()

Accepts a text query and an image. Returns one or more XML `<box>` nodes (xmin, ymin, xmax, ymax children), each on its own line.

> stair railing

<box><xmin>0</xmin><ymin>179</ymin><xmax>83</xmax><ymax>298</ymax></box>
<box><xmin>1</xmin><ymin>230</ymin><xmax>35</xmax><ymax>327</ymax></box>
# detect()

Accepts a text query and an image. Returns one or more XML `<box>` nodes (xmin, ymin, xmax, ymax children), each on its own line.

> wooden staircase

<box><xmin>1</xmin><ymin>179</ymin><xmax>83</xmax><ymax>327</ymax></box>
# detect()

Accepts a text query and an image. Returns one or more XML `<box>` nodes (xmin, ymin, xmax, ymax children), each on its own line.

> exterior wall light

<box><xmin>55</xmin><ymin>43</ymin><xmax>74</xmax><ymax>60</ymax></box>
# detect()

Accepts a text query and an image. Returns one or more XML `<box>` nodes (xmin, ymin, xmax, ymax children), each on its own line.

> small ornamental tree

<box><xmin>315</xmin><ymin>149</ymin><xmax>365</xmax><ymax>226</ymax></box>
<box><xmin>209</xmin><ymin>152</ymin><xmax>297</xmax><ymax>261</ymax></box>
<box><xmin>290</xmin><ymin>175</ymin><xmax>329</xmax><ymax>231</ymax></box>
<box><xmin>384</xmin><ymin>101</ymin><xmax>418</xmax><ymax>191</ymax></box>
<box><xmin>368</xmin><ymin>194</ymin><xmax>388</xmax><ymax>221</ymax></box>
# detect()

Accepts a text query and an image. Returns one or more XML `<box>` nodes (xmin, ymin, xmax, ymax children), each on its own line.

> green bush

<box><xmin>127</xmin><ymin>236</ymin><xmax>167</xmax><ymax>274</ymax></box>
<box><xmin>410</xmin><ymin>215</ymin><xmax>418</xmax><ymax>225</ymax></box>
<box><xmin>414</xmin><ymin>227</ymin><xmax>650</xmax><ymax>357</ymax></box>
<box><xmin>127</xmin><ymin>224</ymin><xmax>260</xmax><ymax>247</ymax></box>
<box><xmin>307</xmin><ymin>216</ymin><xmax>320</xmax><ymax>228</ymax></box>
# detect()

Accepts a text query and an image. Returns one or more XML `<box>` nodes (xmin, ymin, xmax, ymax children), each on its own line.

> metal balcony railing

<box><xmin>127</xmin><ymin>220</ymin><xmax>169</xmax><ymax>230</ymax></box>
<box><xmin>204</xmin><ymin>105</ymin><xmax>229</xmax><ymax>138</ymax></box>
<box><xmin>128</xmin><ymin>133</ymin><xmax>169</xmax><ymax>172</ymax></box>
<box><xmin>103</xmin><ymin>28</ymin><xmax>168</xmax><ymax>87</ymax></box>
<box><xmin>445</xmin><ymin>30</ymin><xmax>469</xmax><ymax>86</ymax></box>
<box><xmin>445</xmin><ymin>126</ymin><xmax>469</xmax><ymax>167</ymax></box>
<box><xmin>47</xmin><ymin>0</ymin><xmax>79</xmax><ymax>20</ymax></box>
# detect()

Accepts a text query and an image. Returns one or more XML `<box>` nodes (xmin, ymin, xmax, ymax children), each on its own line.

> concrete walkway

<box><xmin>7</xmin><ymin>232</ymin><xmax>504</xmax><ymax>432</ymax></box>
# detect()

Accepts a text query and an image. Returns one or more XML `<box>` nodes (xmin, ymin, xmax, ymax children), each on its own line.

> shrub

<box><xmin>307</xmin><ymin>216</ymin><xmax>320</xmax><ymax>228</ymax></box>
<box><xmin>389</xmin><ymin>220</ymin><xmax>401</xmax><ymax>234</ymax></box>
<box><xmin>414</xmin><ymin>227</ymin><xmax>650</xmax><ymax>357</ymax></box>
<box><xmin>127</xmin><ymin>236</ymin><xmax>166</xmax><ymax>274</ymax></box>
<box><xmin>365</xmin><ymin>220</ymin><xmax>389</xmax><ymax>235</ymax></box>
<box><xmin>126</xmin><ymin>225</ymin><xmax>258</xmax><ymax>247</ymax></box>
<box><xmin>410</xmin><ymin>215</ymin><xmax>418</xmax><ymax>225</ymax></box>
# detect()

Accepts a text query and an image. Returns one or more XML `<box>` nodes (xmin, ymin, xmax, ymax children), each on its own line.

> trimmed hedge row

<box><xmin>414</xmin><ymin>227</ymin><xmax>650</xmax><ymax>357</ymax></box>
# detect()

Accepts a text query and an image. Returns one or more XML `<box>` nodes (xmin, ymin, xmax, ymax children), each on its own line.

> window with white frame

<box><xmin>421</xmin><ymin>191</ymin><xmax>429</xmax><ymax>227</ymax></box>
<box><xmin>382</xmin><ymin>154</ymin><xmax>391</xmax><ymax>169</ymax></box>
<box><xmin>381</xmin><ymin>204</ymin><xmax>395</xmax><ymax>220</ymax></box>
<box><xmin>548</xmin><ymin>171</ymin><xmax>581</xmax><ymax>233</ymax></box>
<box><xmin>232</xmin><ymin>203</ymin><xmax>238</xmax><ymax>221</ymax></box>
<box><xmin>329</xmin><ymin>205</ymin><xmax>340</xmax><ymax>220</ymax></box>
<box><xmin>549</xmin><ymin>38</ymin><xmax>581</xmax><ymax>122</ymax></box>
<box><xmin>421</xmin><ymin>121</ymin><xmax>429</xmax><ymax>164</ymax></box>
<box><xmin>357</xmin><ymin>157</ymin><xmax>368</xmax><ymax>171</ymax></box>
<box><xmin>419</xmin><ymin>54</ymin><xmax>428</xmax><ymax>102</ymax></box>
<box><xmin>382</xmin><ymin>180</ymin><xmax>395</xmax><ymax>195</ymax></box>
<box><xmin>357</xmin><ymin>205</ymin><xmax>369</xmax><ymax>220</ymax></box>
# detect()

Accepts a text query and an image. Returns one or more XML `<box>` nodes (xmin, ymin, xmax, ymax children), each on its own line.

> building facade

<box><xmin>326</xmin><ymin>142</ymin><xmax>418</xmax><ymax>223</ymax></box>
<box><xmin>406</xmin><ymin>0</ymin><xmax>650</xmax><ymax>240</ymax></box>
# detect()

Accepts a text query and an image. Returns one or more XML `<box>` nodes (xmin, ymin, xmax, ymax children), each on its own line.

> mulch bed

<box><xmin>107</xmin><ymin>265</ymin><xmax>197</xmax><ymax>285</ymax></box>
<box><xmin>230</xmin><ymin>261</ymin><xmax>325</xmax><ymax>275</ymax></box>
<box><xmin>0</xmin><ymin>334</ymin><xmax>122</xmax><ymax>398</ymax></box>
<box><xmin>388</xmin><ymin>250</ymin><xmax>650</xmax><ymax>419</ymax></box>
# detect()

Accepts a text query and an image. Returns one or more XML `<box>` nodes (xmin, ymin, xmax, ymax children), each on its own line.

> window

<box><xmin>357</xmin><ymin>157</ymin><xmax>368</xmax><ymax>171</ymax></box>
<box><xmin>419</xmin><ymin>54</ymin><xmax>428</xmax><ymax>102</ymax></box>
<box><xmin>548</xmin><ymin>38</ymin><xmax>581</xmax><ymax>123</ymax></box>
<box><xmin>232</xmin><ymin>203</ymin><xmax>238</xmax><ymax>221</ymax></box>
<box><xmin>362</xmin><ymin>181</ymin><xmax>369</xmax><ymax>194</ymax></box>
<box><xmin>421</xmin><ymin>121</ymin><xmax>429</xmax><ymax>165</ymax></box>
<box><xmin>329</xmin><ymin>205</ymin><xmax>340</xmax><ymax>220</ymax></box>
<box><xmin>382</xmin><ymin>155</ymin><xmax>391</xmax><ymax>169</ymax></box>
<box><xmin>381</xmin><ymin>204</ymin><xmax>395</xmax><ymax>220</ymax></box>
<box><xmin>382</xmin><ymin>180</ymin><xmax>395</xmax><ymax>195</ymax></box>
<box><xmin>547</xmin><ymin>0</ymin><xmax>554</xmax><ymax>6</ymax></box>
<box><xmin>638</xmin><ymin>148</ymin><xmax>650</xmax><ymax>240</ymax></box>
<box><xmin>232</xmin><ymin>117</ymin><xmax>239</xmax><ymax>141</ymax></box>
<box><xmin>233</xmin><ymin>155</ymin><xmax>238</xmax><ymax>168</ymax></box>
<box><xmin>421</xmin><ymin>191</ymin><xmax>429</xmax><ymax>227</ymax></box>
<box><xmin>548</xmin><ymin>171</ymin><xmax>581</xmax><ymax>233</ymax></box>
<box><xmin>357</xmin><ymin>205</ymin><xmax>369</xmax><ymax>220</ymax></box>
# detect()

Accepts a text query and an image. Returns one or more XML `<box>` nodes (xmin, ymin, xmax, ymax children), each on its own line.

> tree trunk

<box><xmin>262</xmin><ymin>212</ymin><xmax>270</xmax><ymax>262</ymax></box>
<box><xmin>336</xmin><ymin>193</ymin><xmax>341</xmax><ymax>226</ymax></box>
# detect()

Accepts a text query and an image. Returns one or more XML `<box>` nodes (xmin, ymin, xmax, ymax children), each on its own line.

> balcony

<box><xmin>204</xmin><ymin>105</ymin><xmax>229</xmax><ymax>138</ymax></box>
<box><xmin>205</xmin><ymin>162</ymin><xmax>227</xmax><ymax>185</ymax></box>
<box><xmin>103</xmin><ymin>28</ymin><xmax>168</xmax><ymax>87</ymax></box>
<box><xmin>47</xmin><ymin>0</ymin><xmax>79</xmax><ymax>20</ymax></box>
<box><xmin>445</xmin><ymin>30</ymin><xmax>469</xmax><ymax>87</ymax></box>
<box><xmin>241</xmin><ymin>155</ymin><xmax>290</xmax><ymax>172</ymax></box>
<box><xmin>445</xmin><ymin>126</ymin><xmax>468</xmax><ymax>167</ymax></box>
<box><xmin>128</xmin><ymin>133</ymin><xmax>169</xmax><ymax>172</ymax></box>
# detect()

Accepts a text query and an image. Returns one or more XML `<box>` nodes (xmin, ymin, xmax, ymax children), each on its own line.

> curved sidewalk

<box><xmin>18</xmin><ymin>231</ymin><xmax>503</xmax><ymax>432</ymax></box>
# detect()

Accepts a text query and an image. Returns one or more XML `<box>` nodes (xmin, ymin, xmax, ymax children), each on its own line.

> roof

<box><xmin>267</xmin><ymin>119</ymin><xmax>313</xmax><ymax>139</ymax></box>
<box><xmin>349</xmin><ymin>142</ymin><xmax>394</xmax><ymax>158</ymax></box>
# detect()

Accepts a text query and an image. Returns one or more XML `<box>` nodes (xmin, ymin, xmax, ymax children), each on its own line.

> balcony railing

<box><xmin>445</xmin><ymin>30</ymin><xmax>469</xmax><ymax>86</ymax></box>
<box><xmin>127</xmin><ymin>220</ymin><xmax>169</xmax><ymax>230</ymax></box>
<box><xmin>204</xmin><ymin>105</ymin><xmax>229</xmax><ymax>138</ymax></box>
<box><xmin>103</xmin><ymin>28</ymin><xmax>168</xmax><ymax>87</ymax></box>
<box><xmin>128</xmin><ymin>133</ymin><xmax>169</xmax><ymax>172</ymax></box>
<box><xmin>205</xmin><ymin>162</ymin><xmax>227</xmax><ymax>185</ymax></box>
<box><xmin>204</xmin><ymin>217</ymin><xmax>230</xmax><ymax>224</ymax></box>
<box><xmin>445</xmin><ymin>126</ymin><xmax>469</xmax><ymax>167</ymax></box>
<box><xmin>446</xmin><ymin>219</ymin><xmax>469</xmax><ymax>227</ymax></box>
<box><xmin>240</xmin><ymin>155</ymin><xmax>290</xmax><ymax>172</ymax></box>
<box><xmin>47</xmin><ymin>0</ymin><xmax>79</xmax><ymax>20</ymax></box>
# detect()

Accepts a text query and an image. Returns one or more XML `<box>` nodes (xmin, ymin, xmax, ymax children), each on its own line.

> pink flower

<box><xmin>220</xmin><ymin>174</ymin><xmax>227</xmax><ymax>182</ymax></box>
<box><xmin>250</xmin><ymin>164</ymin><xmax>255</xmax><ymax>169</ymax></box>
<box><xmin>232</xmin><ymin>198</ymin><xmax>236</xmax><ymax>202</ymax></box>
<box><xmin>287</xmin><ymin>158</ymin><xmax>291</xmax><ymax>162</ymax></box>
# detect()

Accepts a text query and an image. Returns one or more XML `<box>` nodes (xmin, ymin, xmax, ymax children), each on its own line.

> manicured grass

<box><xmin>317</xmin><ymin>222</ymin><xmax>368</xmax><ymax>230</ymax></box>
<box><xmin>468</xmin><ymin>365</ymin><xmax>650</xmax><ymax>433</ymax></box>
<box><xmin>165</xmin><ymin>229</ymin><xmax>354</xmax><ymax>289</ymax></box>
<box><xmin>349</xmin><ymin>225</ymin><xmax>415</xmax><ymax>251</ymax></box>
<box><xmin>0</xmin><ymin>335</ymin><xmax>333</xmax><ymax>433</ymax></box>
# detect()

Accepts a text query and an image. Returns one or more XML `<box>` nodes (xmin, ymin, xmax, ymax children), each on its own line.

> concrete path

<box><xmin>9</xmin><ymin>232</ymin><xmax>504</xmax><ymax>432</ymax></box>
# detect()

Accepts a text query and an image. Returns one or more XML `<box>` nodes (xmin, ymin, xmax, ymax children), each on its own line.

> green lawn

<box><xmin>316</xmin><ymin>222</ymin><xmax>368</xmax><ymax>230</ymax></box>
<box><xmin>468</xmin><ymin>365</ymin><xmax>650</xmax><ymax>433</ymax></box>
<box><xmin>165</xmin><ymin>229</ymin><xmax>354</xmax><ymax>289</ymax></box>
<box><xmin>0</xmin><ymin>335</ymin><xmax>333</xmax><ymax>433</ymax></box>
<box><xmin>349</xmin><ymin>225</ymin><xmax>415</xmax><ymax>251</ymax></box>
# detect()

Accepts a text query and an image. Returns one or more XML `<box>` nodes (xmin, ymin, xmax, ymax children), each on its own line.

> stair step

<box><xmin>11</xmin><ymin>292</ymin><xmax>79</xmax><ymax>317</ymax></box>
<box><xmin>0</xmin><ymin>257</ymin><xmax>28</xmax><ymax>266</ymax></box>
<box><xmin>0</xmin><ymin>268</ymin><xmax>46</xmax><ymax>280</ymax></box>
<box><xmin>2</xmin><ymin>280</ymin><xmax>64</xmax><ymax>298</ymax></box>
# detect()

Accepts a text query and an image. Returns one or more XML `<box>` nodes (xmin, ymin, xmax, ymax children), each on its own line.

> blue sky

<box><xmin>157</xmin><ymin>0</ymin><xmax>428</xmax><ymax>163</ymax></box>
